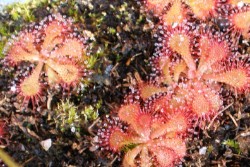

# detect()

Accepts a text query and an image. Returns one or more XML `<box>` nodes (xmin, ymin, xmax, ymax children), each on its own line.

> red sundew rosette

<box><xmin>176</xmin><ymin>32</ymin><xmax>229</xmax><ymax>119</ymax></box>
<box><xmin>150</xmin><ymin>27</ymin><xmax>240</xmax><ymax>121</ymax></box>
<box><xmin>100</xmin><ymin>103</ymin><xmax>188</xmax><ymax>167</ymax></box>
<box><xmin>5</xmin><ymin>14</ymin><xmax>87</xmax><ymax>107</ymax></box>
<box><xmin>180</xmin><ymin>30</ymin><xmax>247</xmax><ymax>117</ymax></box>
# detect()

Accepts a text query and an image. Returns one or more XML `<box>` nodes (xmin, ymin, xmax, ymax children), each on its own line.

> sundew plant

<box><xmin>0</xmin><ymin>0</ymin><xmax>249</xmax><ymax>167</ymax></box>
<box><xmin>97</xmin><ymin>0</ymin><xmax>250</xmax><ymax>166</ymax></box>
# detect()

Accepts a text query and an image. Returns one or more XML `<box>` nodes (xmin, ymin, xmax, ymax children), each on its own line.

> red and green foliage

<box><xmin>4</xmin><ymin>14</ymin><xmax>87</xmax><ymax>107</ymax></box>
<box><xmin>98</xmin><ymin>0</ymin><xmax>250</xmax><ymax>166</ymax></box>
<box><xmin>98</xmin><ymin>102</ymin><xmax>188</xmax><ymax>167</ymax></box>
<box><xmin>151</xmin><ymin>26</ymin><xmax>249</xmax><ymax>119</ymax></box>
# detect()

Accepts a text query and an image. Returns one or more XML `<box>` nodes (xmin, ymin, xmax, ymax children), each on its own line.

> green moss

<box><xmin>4</xmin><ymin>0</ymin><xmax>47</xmax><ymax>22</ymax></box>
<box><xmin>54</xmin><ymin>99</ymin><xmax>100</xmax><ymax>134</ymax></box>
<box><xmin>0</xmin><ymin>25</ymin><xmax>9</xmax><ymax>37</ymax></box>
<box><xmin>107</xmin><ymin>27</ymin><xmax>116</xmax><ymax>35</ymax></box>
<box><xmin>86</xmin><ymin>54</ymin><xmax>99</xmax><ymax>69</ymax></box>
<box><xmin>207</xmin><ymin>145</ymin><xmax>214</xmax><ymax>154</ymax></box>
<box><xmin>0</xmin><ymin>21</ymin><xmax>10</xmax><ymax>58</ymax></box>
<box><xmin>222</xmin><ymin>139</ymin><xmax>240</xmax><ymax>154</ymax></box>
<box><xmin>54</xmin><ymin>99</ymin><xmax>82</xmax><ymax>133</ymax></box>
<box><xmin>82</xmin><ymin>100</ymin><xmax>101</xmax><ymax>122</ymax></box>
<box><xmin>0</xmin><ymin>42</ymin><xmax>5</xmax><ymax>58</ymax></box>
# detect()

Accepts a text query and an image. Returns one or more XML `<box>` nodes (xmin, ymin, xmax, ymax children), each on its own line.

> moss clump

<box><xmin>54</xmin><ymin>99</ymin><xmax>100</xmax><ymax>134</ymax></box>
<box><xmin>223</xmin><ymin>139</ymin><xmax>240</xmax><ymax>154</ymax></box>
<box><xmin>54</xmin><ymin>99</ymin><xmax>83</xmax><ymax>134</ymax></box>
